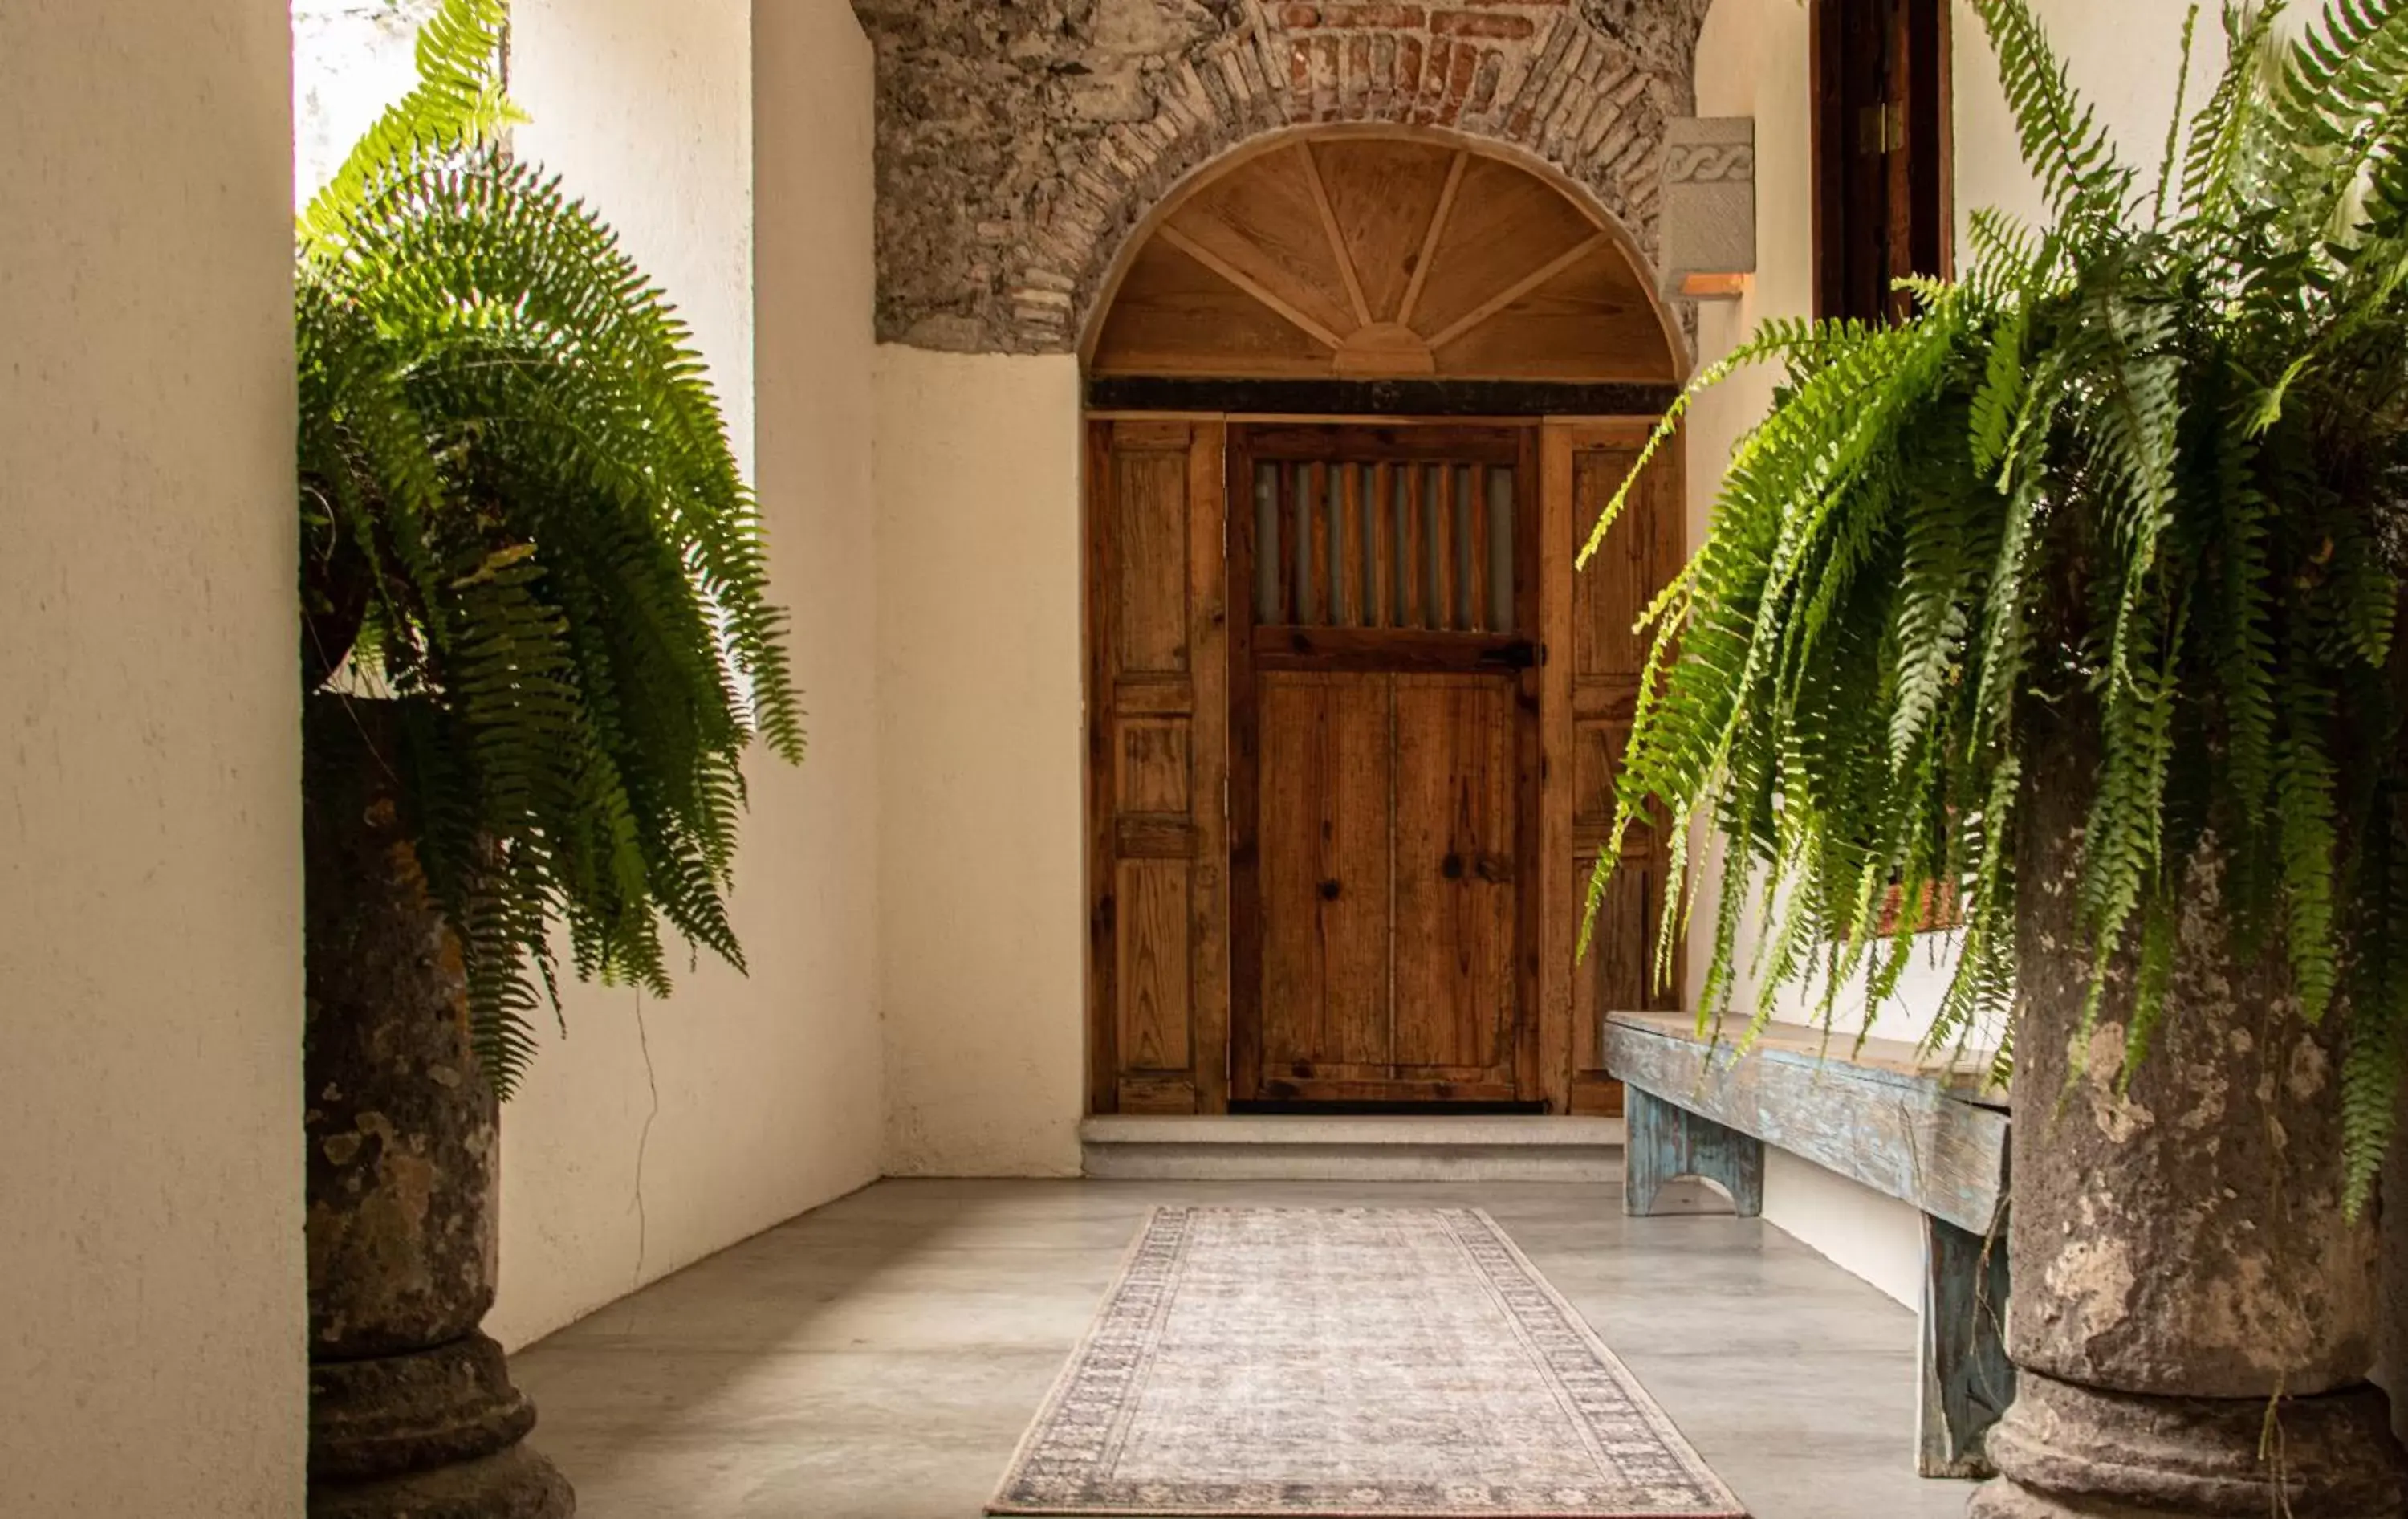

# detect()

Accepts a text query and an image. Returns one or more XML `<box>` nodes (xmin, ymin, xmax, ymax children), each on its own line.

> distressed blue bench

<box><xmin>1601</xmin><ymin>1010</ymin><xmax>2014</xmax><ymax>1480</ymax></box>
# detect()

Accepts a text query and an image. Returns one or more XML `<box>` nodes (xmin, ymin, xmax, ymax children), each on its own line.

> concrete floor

<box><xmin>514</xmin><ymin>1179</ymin><xmax>1977</xmax><ymax>1519</ymax></box>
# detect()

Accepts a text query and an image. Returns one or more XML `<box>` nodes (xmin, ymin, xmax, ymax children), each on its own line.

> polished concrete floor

<box><xmin>514</xmin><ymin>1179</ymin><xmax>1976</xmax><ymax>1518</ymax></box>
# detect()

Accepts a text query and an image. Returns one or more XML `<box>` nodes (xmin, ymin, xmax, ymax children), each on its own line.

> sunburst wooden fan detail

<box><xmin>1089</xmin><ymin>135</ymin><xmax>1678</xmax><ymax>385</ymax></box>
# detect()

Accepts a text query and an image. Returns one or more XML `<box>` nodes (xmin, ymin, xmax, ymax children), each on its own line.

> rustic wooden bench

<box><xmin>1601</xmin><ymin>1010</ymin><xmax>2014</xmax><ymax>1479</ymax></box>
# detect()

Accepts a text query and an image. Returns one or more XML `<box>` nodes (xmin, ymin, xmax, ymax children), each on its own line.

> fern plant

<box><xmin>1586</xmin><ymin>0</ymin><xmax>2408</xmax><ymax>1213</ymax></box>
<box><xmin>298</xmin><ymin>0</ymin><xmax>803</xmax><ymax>1092</ymax></box>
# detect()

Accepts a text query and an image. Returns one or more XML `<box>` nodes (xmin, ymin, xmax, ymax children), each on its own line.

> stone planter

<box><xmin>303</xmin><ymin>697</ymin><xmax>573</xmax><ymax>1517</ymax></box>
<box><xmin>1970</xmin><ymin>727</ymin><xmax>2408</xmax><ymax>1517</ymax></box>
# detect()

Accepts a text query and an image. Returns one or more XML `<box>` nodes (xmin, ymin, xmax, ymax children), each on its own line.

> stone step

<box><xmin>1079</xmin><ymin>1114</ymin><xmax>1626</xmax><ymax>1183</ymax></box>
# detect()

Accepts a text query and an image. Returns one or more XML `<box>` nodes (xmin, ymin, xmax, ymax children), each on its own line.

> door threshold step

<box><xmin>1080</xmin><ymin>1114</ymin><xmax>1625</xmax><ymax>1182</ymax></box>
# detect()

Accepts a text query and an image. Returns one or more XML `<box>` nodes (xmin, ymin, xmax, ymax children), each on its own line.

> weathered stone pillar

<box><xmin>303</xmin><ymin>698</ymin><xmax>574</xmax><ymax>1517</ymax></box>
<box><xmin>1971</xmin><ymin>728</ymin><xmax>2408</xmax><ymax>1517</ymax></box>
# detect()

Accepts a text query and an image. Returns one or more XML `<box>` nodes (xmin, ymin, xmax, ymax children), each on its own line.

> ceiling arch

<box><xmin>1086</xmin><ymin>131</ymin><xmax>1681</xmax><ymax>386</ymax></box>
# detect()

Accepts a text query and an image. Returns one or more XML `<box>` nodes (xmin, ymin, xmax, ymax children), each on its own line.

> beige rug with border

<box><xmin>989</xmin><ymin>1206</ymin><xmax>1746</xmax><ymax>1517</ymax></box>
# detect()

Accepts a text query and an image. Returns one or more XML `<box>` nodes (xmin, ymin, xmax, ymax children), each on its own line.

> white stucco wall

<box><xmin>1</xmin><ymin>2</ymin><xmax>305</xmax><ymax>1513</ymax></box>
<box><xmin>292</xmin><ymin>0</ymin><xmax>437</xmax><ymax>197</ymax></box>
<box><xmin>1952</xmin><ymin>1</ymin><xmax>2228</xmax><ymax>243</ymax></box>
<box><xmin>874</xmin><ymin>348</ymin><xmax>1088</xmax><ymax>1178</ymax></box>
<box><xmin>1686</xmin><ymin>0</ymin><xmax>2215</xmax><ymax>1309</ymax></box>
<box><xmin>485</xmin><ymin>0</ymin><xmax>885</xmax><ymax>1349</ymax></box>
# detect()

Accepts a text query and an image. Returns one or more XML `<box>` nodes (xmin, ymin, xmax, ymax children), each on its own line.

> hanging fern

<box><xmin>1585</xmin><ymin>0</ymin><xmax>2408</xmax><ymax>1216</ymax></box>
<box><xmin>298</xmin><ymin>0</ymin><xmax>803</xmax><ymax>1093</ymax></box>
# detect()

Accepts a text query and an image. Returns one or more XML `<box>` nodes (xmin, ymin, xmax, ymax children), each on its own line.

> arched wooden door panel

<box><xmin>1083</xmin><ymin>130</ymin><xmax>1684</xmax><ymax>1117</ymax></box>
<box><xmin>1089</xmin><ymin>135</ymin><xmax>1678</xmax><ymax>385</ymax></box>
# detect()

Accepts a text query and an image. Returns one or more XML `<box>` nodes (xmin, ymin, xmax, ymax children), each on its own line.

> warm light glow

<box><xmin>1678</xmin><ymin>271</ymin><xmax>1752</xmax><ymax>300</ymax></box>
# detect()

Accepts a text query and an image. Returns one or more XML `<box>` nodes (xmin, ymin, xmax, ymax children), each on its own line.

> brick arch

<box><xmin>855</xmin><ymin>0</ymin><xmax>1714</xmax><ymax>356</ymax></box>
<box><xmin>1023</xmin><ymin>4</ymin><xmax>1694</xmax><ymax>356</ymax></box>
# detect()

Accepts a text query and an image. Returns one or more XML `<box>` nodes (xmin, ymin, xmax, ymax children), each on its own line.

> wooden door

<box><xmin>1540</xmin><ymin>421</ymin><xmax>1686</xmax><ymax>1117</ymax></box>
<box><xmin>1814</xmin><ymin>0</ymin><xmax>1950</xmax><ymax>324</ymax></box>
<box><xmin>1087</xmin><ymin>419</ymin><xmax>1230</xmax><ymax>1116</ymax></box>
<box><xmin>1230</xmin><ymin>424</ymin><xmax>1542</xmax><ymax>1106</ymax></box>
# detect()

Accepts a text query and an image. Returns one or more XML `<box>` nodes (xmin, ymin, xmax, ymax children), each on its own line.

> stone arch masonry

<box><xmin>852</xmin><ymin>0</ymin><xmax>1715</xmax><ymax>353</ymax></box>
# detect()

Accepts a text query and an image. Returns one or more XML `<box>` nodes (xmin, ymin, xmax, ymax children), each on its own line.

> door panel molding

<box><xmin>1088</xmin><ymin>418</ymin><xmax>1230</xmax><ymax>1114</ymax></box>
<box><xmin>1540</xmin><ymin>421</ymin><xmax>1686</xmax><ymax>1119</ymax></box>
<box><xmin>1086</xmin><ymin>412</ymin><xmax>1682</xmax><ymax>1118</ymax></box>
<box><xmin>1229</xmin><ymin>421</ymin><xmax>1536</xmax><ymax>1107</ymax></box>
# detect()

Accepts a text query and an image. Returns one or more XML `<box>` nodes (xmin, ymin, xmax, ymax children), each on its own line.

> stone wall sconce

<box><xmin>1661</xmin><ymin>117</ymin><xmax>1756</xmax><ymax>302</ymax></box>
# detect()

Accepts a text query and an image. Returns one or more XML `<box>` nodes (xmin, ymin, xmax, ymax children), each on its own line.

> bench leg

<box><xmin>1918</xmin><ymin>1212</ymin><xmax>2015</xmax><ymax>1478</ymax></box>
<box><xmin>1624</xmin><ymin>1088</ymin><xmax>1764</xmax><ymax>1218</ymax></box>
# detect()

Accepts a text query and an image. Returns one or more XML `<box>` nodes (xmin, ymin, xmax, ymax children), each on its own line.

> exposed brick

<box><xmin>1432</xmin><ymin>10</ymin><xmax>1537</xmax><ymax>39</ymax></box>
<box><xmin>1439</xmin><ymin>39</ymin><xmax>1480</xmax><ymax>124</ymax></box>
<box><xmin>1318</xmin><ymin>2</ymin><xmax>1428</xmax><ymax>26</ymax></box>
<box><xmin>1249</xmin><ymin>25</ymin><xmax>1288</xmax><ymax>100</ymax></box>
<box><xmin>1576</xmin><ymin>95</ymin><xmax>1624</xmax><ymax>157</ymax></box>
<box><xmin>1507</xmin><ymin>14</ymin><xmax>1576</xmax><ymax>121</ymax></box>
<box><xmin>1397</xmin><ymin>34</ymin><xmax>1426</xmax><ymax>104</ymax></box>
<box><xmin>1522</xmin><ymin>45</ymin><xmax>1575</xmax><ymax>134</ymax></box>
<box><xmin>1467</xmin><ymin>50</ymin><xmax>1503</xmax><ymax>116</ymax></box>
<box><xmin>1605</xmin><ymin>130</ymin><xmax>1653</xmax><ymax>182</ymax></box>
<box><xmin>1219</xmin><ymin>51</ymin><xmax>1252</xmax><ymax>107</ymax></box>
<box><xmin>1406</xmin><ymin>39</ymin><xmax>1443</xmax><ymax>124</ymax></box>
<box><xmin>1169</xmin><ymin>62</ymin><xmax>1214</xmax><ymax>130</ymax></box>
<box><xmin>1340</xmin><ymin>35</ymin><xmax>1369</xmax><ymax>118</ymax></box>
<box><xmin>853</xmin><ymin>0</ymin><xmax>1710</xmax><ymax>352</ymax></box>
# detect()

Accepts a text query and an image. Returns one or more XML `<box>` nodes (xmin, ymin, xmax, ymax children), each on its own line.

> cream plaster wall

<box><xmin>486</xmin><ymin>0</ymin><xmax>885</xmax><ymax>1350</ymax></box>
<box><xmin>292</xmin><ymin>0</ymin><xmax>436</xmax><ymax>198</ymax></box>
<box><xmin>1684</xmin><ymin>0</ymin><xmax>1933</xmax><ymax>1310</ymax></box>
<box><xmin>1683</xmin><ymin>0</ymin><xmax>2215</xmax><ymax>1309</ymax></box>
<box><xmin>874</xmin><ymin>348</ymin><xmax>1088</xmax><ymax>1179</ymax></box>
<box><xmin>0</xmin><ymin>2</ymin><xmax>306</xmax><ymax>1512</ymax></box>
<box><xmin>1952</xmin><ymin>0</ymin><xmax>2228</xmax><ymax>244</ymax></box>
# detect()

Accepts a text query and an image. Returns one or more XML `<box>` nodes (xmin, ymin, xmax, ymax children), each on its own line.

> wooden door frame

<box><xmin>1539</xmin><ymin>419</ymin><xmax>1686</xmax><ymax>1118</ymax></box>
<box><xmin>1084</xmin><ymin>409</ymin><xmax>1680</xmax><ymax>1116</ymax></box>
<box><xmin>1224</xmin><ymin>420</ymin><xmax>1544</xmax><ymax>1106</ymax></box>
<box><xmin>1811</xmin><ymin>0</ymin><xmax>1953</xmax><ymax>324</ymax></box>
<box><xmin>1084</xmin><ymin>417</ymin><xmax>1231</xmax><ymax>1119</ymax></box>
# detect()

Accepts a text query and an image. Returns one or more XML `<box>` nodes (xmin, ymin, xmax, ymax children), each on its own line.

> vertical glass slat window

<box><xmin>1254</xmin><ymin>461</ymin><xmax>1282</xmax><ymax>624</ymax></box>
<box><xmin>1254</xmin><ymin>455</ymin><xmax>1517</xmax><ymax>633</ymax></box>
<box><xmin>1486</xmin><ymin>466</ymin><xmax>1515</xmax><ymax>630</ymax></box>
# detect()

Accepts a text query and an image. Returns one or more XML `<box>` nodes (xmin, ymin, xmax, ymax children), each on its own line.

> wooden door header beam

<box><xmin>1086</xmin><ymin>377</ymin><xmax>1681</xmax><ymax>419</ymax></box>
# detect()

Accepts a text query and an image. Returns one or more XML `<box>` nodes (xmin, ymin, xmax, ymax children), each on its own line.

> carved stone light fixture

<box><xmin>1661</xmin><ymin>116</ymin><xmax>1755</xmax><ymax>301</ymax></box>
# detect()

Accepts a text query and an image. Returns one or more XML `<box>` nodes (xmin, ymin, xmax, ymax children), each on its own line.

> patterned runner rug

<box><xmin>990</xmin><ymin>1207</ymin><xmax>1745</xmax><ymax>1517</ymax></box>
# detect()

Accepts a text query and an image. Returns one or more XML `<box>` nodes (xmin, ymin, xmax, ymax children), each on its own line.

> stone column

<box><xmin>303</xmin><ymin>698</ymin><xmax>574</xmax><ymax>1517</ymax></box>
<box><xmin>1971</xmin><ymin>727</ymin><xmax>2408</xmax><ymax>1517</ymax></box>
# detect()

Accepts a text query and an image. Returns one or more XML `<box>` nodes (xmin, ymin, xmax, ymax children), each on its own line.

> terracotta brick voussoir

<box><xmin>1290</xmin><ymin>2</ymin><xmax>1430</xmax><ymax>27</ymax></box>
<box><xmin>1431</xmin><ymin>10</ymin><xmax>1539</xmax><ymax>39</ymax></box>
<box><xmin>852</xmin><ymin>0</ymin><xmax>1714</xmax><ymax>354</ymax></box>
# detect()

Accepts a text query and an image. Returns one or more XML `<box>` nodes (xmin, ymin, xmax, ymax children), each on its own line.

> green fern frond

<box><xmin>2275</xmin><ymin>679</ymin><xmax>2343</xmax><ymax>1023</ymax></box>
<box><xmin>2341</xmin><ymin>794</ymin><xmax>2408</xmax><ymax>1215</ymax></box>
<box><xmin>296</xmin><ymin>0</ymin><xmax>805</xmax><ymax>1094</ymax></box>
<box><xmin>2154</xmin><ymin>6</ymin><xmax>2206</xmax><ymax>228</ymax></box>
<box><xmin>2179</xmin><ymin>2</ymin><xmax>2286</xmax><ymax>238</ymax></box>
<box><xmin>299</xmin><ymin>0</ymin><xmax>519</xmax><ymax>257</ymax></box>
<box><xmin>1584</xmin><ymin>0</ymin><xmax>2408</xmax><ymax>1217</ymax></box>
<box><xmin>2264</xmin><ymin>0</ymin><xmax>2408</xmax><ymax>252</ymax></box>
<box><xmin>1969</xmin><ymin>0</ymin><xmax>2139</xmax><ymax>231</ymax></box>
